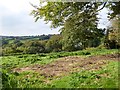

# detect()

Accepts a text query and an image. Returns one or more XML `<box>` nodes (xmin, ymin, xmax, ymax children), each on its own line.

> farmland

<box><xmin>2</xmin><ymin>48</ymin><xmax>119</xmax><ymax>88</ymax></box>
<box><xmin>1</xmin><ymin>1</ymin><xmax>120</xmax><ymax>89</ymax></box>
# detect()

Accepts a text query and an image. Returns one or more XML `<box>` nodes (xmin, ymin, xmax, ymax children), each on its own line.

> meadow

<box><xmin>2</xmin><ymin>48</ymin><xmax>119</xmax><ymax>88</ymax></box>
<box><xmin>1</xmin><ymin>1</ymin><xmax>120</xmax><ymax>89</ymax></box>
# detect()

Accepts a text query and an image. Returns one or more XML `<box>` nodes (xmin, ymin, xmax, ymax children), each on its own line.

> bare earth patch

<box><xmin>13</xmin><ymin>53</ymin><xmax>120</xmax><ymax>78</ymax></box>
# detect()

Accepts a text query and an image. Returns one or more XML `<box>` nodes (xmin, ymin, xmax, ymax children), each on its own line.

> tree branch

<box><xmin>97</xmin><ymin>2</ymin><xmax>107</xmax><ymax>12</ymax></box>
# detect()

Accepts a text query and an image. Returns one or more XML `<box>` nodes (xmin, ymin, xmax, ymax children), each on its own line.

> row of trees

<box><xmin>2</xmin><ymin>28</ymin><xmax>119</xmax><ymax>55</ymax></box>
<box><xmin>2</xmin><ymin>33</ymin><xmax>104</xmax><ymax>55</ymax></box>
<box><xmin>2</xmin><ymin>35</ymin><xmax>61</xmax><ymax>55</ymax></box>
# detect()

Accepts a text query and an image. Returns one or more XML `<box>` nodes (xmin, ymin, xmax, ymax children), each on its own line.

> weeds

<box><xmin>1</xmin><ymin>48</ymin><xmax>119</xmax><ymax>88</ymax></box>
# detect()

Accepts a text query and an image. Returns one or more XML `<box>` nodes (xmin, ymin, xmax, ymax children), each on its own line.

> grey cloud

<box><xmin>1</xmin><ymin>10</ymin><xmax>59</xmax><ymax>36</ymax></box>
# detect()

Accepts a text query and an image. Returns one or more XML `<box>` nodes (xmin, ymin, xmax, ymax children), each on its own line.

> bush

<box><xmin>82</xmin><ymin>52</ymin><xmax>91</xmax><ymax>55</ymax></box>
<box><xmin>97</xmin><ymin>44</ymin><xmax>106</xmax><ymax>49</ymax></box>
<box><xmin>46</xmin><ymin>35</ymin><xmax>62</xmax><ymax>52</ymax></box>
<box><xmin>2</xmin><ymin>70</ymin><xmax>18</xmax><ymax>88</ymax></box>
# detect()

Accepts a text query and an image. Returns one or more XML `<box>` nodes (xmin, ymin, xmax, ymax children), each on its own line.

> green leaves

<box><xmin>108</xmin><ymin>2</ymin><xmax>120</xmax><ymax>19</ymax></box>
<box><xmin>31</xmin><ymin>2</ymin><xmax>120</xmax><ymax>51</ymax></box>
<box><xmin>46</xmin><ymin>35</ymin><xmax>62</xmax><ymax>52</ymax></box>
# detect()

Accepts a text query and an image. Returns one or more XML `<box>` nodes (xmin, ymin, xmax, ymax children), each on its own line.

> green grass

<box><xmin>2</xmin><ymin>60</ymin><xmax>118</xmax><ymax>88</ymax></box>
<box><xmin>1</xmin><ymin>48</ymin><xmax>119</xmax><ymax>88</ymax></box>
<box><xmin>46</xmin><ymin>61</ymin><xmax>118</xmax><ymax>88</ymax></box>
<box><xmin>2</xmin><ymin>48</ymin><xmax>118</xmax><ymax>69</ymax></box>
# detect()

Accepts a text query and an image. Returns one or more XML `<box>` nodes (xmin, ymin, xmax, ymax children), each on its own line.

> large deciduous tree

<box><xmin>31</xmin><ymin>1</ymin><xmax>119</xmax><ymax>50</ymax></box>
<box><xmin>107</xmin><ymin>16</ymin><xmax>120</xmax><ymax>48</ymax></box>
<box><xmin>106</xmin><ymin>1</ymin><xmax>120</xmax><ymax>48</ymax></box>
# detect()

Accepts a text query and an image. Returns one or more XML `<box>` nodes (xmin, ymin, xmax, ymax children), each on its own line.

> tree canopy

<box><xmin>31</xmin><ymin>1</ymin><xmax>120</xmax><ymax>50</ymax></box>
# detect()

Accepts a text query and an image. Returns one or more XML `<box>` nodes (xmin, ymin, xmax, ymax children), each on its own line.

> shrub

<box><xmin>2</xmin><ymin>70</ymin><xmax>18</xmax><ymax>88</ymax></box>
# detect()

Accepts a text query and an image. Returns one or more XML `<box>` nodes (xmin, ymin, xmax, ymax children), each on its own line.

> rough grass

<box><xmin>2</xmin><ymin>48</ymin><xmax>118</xmax><ymax>69</ymax></box>
<box><xmin>3</xmin><ymin>60</ymin><xmax>118</xmax><ymax>88</ymax></box>
<box><xmin>46</xmin><ymin>61</ymin><xmax>119</xmax><ymax>88</ymax></box>
<box><xmin>1</xmin><ymin>48</ymin><xmax>119</xmax><ymax>88</ymax></box>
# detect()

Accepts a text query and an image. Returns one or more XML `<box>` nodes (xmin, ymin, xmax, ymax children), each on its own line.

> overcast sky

<box><xmin>0</xmin><ymin>0</ymin><xmax>109</xmax><ymax>36</ymax></box>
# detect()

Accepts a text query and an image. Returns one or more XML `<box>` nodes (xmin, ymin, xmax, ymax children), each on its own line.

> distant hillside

<box><xmin>2</xmin><ymin>34</ymin><xmax>59</xmax><ymax>41</ymax></box>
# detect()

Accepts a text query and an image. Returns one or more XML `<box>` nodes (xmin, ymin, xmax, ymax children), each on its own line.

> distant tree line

<box><xmin>2</xmin><ymin>34</ymin><xmax>52</xmax><ymax>41</ymax></box>
<box><xmin>2</xmin><ymin>30</ymin><xmax>119</xmax><ymax>55</ymax></box>
<box><xmin>2</xmin><ymin>34</ymin><xmax>58</xmax><ymax>55</ymax></box>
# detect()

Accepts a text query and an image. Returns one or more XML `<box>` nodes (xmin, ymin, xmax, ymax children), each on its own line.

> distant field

<box><xmin>2</xmin><ymin>48</ymin><xmax>119</xmax><ymax>88</ymax></box>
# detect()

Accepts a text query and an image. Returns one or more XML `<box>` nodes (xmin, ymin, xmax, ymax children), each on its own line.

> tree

<box><xmin>31</xmin><ymin>2</ymin><xmax>105</xmax><ymax>51</ymax></box>
<box><xmin>23</xmin><ymin>40</ymin><xmax>45</xmax><ymax>54</ymax></box>
<box><xmin>61</xmin><ymin>12</ymin><xmax>104</xmax><ymax>51</ymax></box>
<box><xmin>108</xmin><ymin>16</ymin><xmax>120</xmax><ymax>48</ymax></box>
<box><xmin>31</xmin><ymin>1</ymin><xmax>120</xmax><ymax>51</ymax></box>
<box><xmin>2</xmin><ymin>39</ymin><xmax>8</xmax><ymax>45</ymax></box>
<box><xmin>110</xmin><ymin>2</ymin><xmax>120</xmax><ymax>45</ymax></box>
<box><xmin>108</xmin><ymin>2</ymin><xmax>120</xmax><ymax>19</ymax></box>
<box><xmin>105</xmin><ymin>1</ymin><xmax>120</xmax><ymax>48</ymax></box>
<box><xmin>46</xmin><ymin>35</ymin><xmax>62</xmax><ymax>52</ymax></box>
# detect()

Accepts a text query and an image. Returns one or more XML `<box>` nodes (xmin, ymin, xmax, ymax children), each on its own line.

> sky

<box><xmin>0</xmin><ymin>0</ymin><xmax>109</xmax><ymax>36</ymax></box>
<box><xmin>0</xmin><ymin>0</ymin><xmax>59</xmax><ymax>36</ymax></box>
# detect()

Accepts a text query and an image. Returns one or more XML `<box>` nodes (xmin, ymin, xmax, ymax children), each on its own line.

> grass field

<box><xmin>1</xmin><ymin>48</ymin><xmax>119</xmax><ymax>88</ymax></box>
